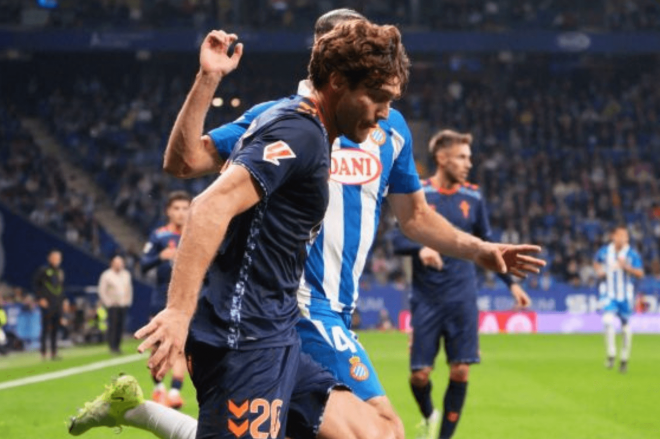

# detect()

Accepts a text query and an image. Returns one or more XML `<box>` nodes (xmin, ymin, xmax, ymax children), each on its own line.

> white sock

<box><xmin>621</xmin><ymin>323</ymin><xmax>633</xmax><ymax>361</ymax></box>
<box><xmin>169</xmin><ymin>388</ymin><xmax>180</xmax><ymax>397</ymax></box>
<box><xmin>154</xmin><ymin>382</ymin><xmax>166</xmax><ymax>392</ymax></box>
<box><xmin>603</xmin><ymin>313</ymin><xmax>617</xmax><ymax>358</ymax></box>
<box><xmin>124</xmin><ymin>401</ymin><xmax>197</xmax><ymax>439</ymax></box>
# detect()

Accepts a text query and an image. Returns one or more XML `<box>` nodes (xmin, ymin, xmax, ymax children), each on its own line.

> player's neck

<box><xmin>168</xmin><ymin>223</ymin><xmax>183</xmax><ymax>234</ymax></box>
<box><xmin>310</xmin><ymin>89</ymin><xmax>338</xmax><ymax>144</ymax></box>
<box><xmin>431</xmin><ymin>172</ymin><xmax>457</xmax><ymax>190</ymax></box>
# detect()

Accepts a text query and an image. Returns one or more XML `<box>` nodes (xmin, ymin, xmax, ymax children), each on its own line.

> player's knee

<box><xmin>410</xmin><ymin>368</ymin><xmax>431</xmax><ymax>387</ymax></box>
<box><xmin>449</xmin><ymin>363</ymin><xmax>470</xmax><ymax>382</ymax></box>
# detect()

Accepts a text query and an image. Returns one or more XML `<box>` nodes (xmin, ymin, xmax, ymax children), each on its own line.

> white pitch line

<box><xmin>0</xmin><ymin>353</ymin><xmax>144</xmax><ymax>391</ymax></box>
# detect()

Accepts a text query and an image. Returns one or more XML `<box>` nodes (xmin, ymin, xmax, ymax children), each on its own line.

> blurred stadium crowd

<box><xmin>4</xmin><ymin>51</ymin><xmax>660</xmax><ymax>291</ymax></box>
<box><xmin>2</xmin><ymin>0</ymin><xmax>660</xmax><ymax>32</ymax></box>
<box><xmin>3</xmin><ymin>2</ymin><xmax>660</xmax><ymax>353</ymax></box>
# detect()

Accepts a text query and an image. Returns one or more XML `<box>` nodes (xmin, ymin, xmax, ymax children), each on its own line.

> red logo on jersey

<box><xmin>330</xmin><ymin>148</ymin><xmax>383</xmax><ymax>185</ymax></box>
<box><xmin>263</xmin><ymin>141</ymin><xmax>296</xmax><ymax>165</ymax></box>
<box><xmin>459</xmin><ymin>200</ymin><xmax>470</xmax><ymax>218</ymax></box>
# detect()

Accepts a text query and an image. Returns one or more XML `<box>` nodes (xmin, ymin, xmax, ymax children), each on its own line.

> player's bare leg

<box><xmin>317</xmin><ymin>389</ymin><xmax>396</xmax><ymax>439</ymax></box>
<box><xmin>410</xmin><ymin>367</ymin><xmax>440</xmax><ymax>439</ymax></box>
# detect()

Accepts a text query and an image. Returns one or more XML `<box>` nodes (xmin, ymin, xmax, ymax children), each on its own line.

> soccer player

<box><xmin>391</xmin><ymin>130</ymin><xmax>532</xmax><ymax>439</ymax></box>
<box><xmin>140</xmin><ymin>190</ymin><xmax>192</xmax><ymax>408</ymax></box>
<box><xmin>69</xmin><ymin>14</ymin><xmax>544</xmax><ymax>439</ymax></box>
<box><xmin>73</xmin><ymin>21</ymin><xmax>412</xmax><ymax>439</ymax></box>
<box><xmin>594</xmin><ymin>225</ymin><xmax>644</xmax><ymax>373</ymax></box>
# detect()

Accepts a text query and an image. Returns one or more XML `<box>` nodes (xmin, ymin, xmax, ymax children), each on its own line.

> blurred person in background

<box><xmin>0</xmin><ymin>296</ymin><xmax>7</xmax><ymax>355</ymax></box>
<box><xmin>33</xmin><ymin>249</ymin><xmax>65</xmax><ymax>360</ymax></box>
<box><xmin>140</xmin><ymin>190</ymin><xmax>191</xmax><ymax>409</ymax></box>
<box><xmin>594</xmin><ymin>225</ymin><xmax>644</xmax><ymax>373</ymax></box>
<box><xmin>98</xmin><ymin>255</ymin><xmax>133</xmax><ymax>355</ymax></box>
<box><xmin>392</xmin><ymin>130</ymin><xmax>532</xmax><ymax>439</ymax></box>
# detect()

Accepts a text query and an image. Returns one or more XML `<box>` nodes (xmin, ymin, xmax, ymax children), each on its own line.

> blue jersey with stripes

<box><xmin>391</xmin><ymin>180</ymin><xmax>502</xmax><ymax>304</ymax></box>
<box><xmin>207</xmin><ymin>81</ymin><xmax>421</xmax><ymax>323</ymax></box>
<box><xmin>190</xmin><ymin>95</ymin><xmax>330</xmax><ymax>350</ymax></box>
<box><xmin>595</xmin><ymin>244</ymin><xmax>642</xmax><ymax>303</ymax></box>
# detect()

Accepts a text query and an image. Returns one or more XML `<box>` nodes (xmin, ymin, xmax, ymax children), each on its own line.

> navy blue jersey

<box><xmin>392</xmin><ymin>180</ymin><xmax>511</xmax><ymax>304</ymax></box>
<box><xmin>141</xmin><ymin>225</ymin><xmax>181</xmax><ymax>292</ymax></box>
<box><xmin>190</xmin><ymin>95</ymin><xmax>330</xmax><ymax>350</ymax></box>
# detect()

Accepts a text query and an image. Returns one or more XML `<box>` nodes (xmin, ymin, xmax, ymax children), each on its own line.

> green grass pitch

<box><xmin>0</xmin><ymin>333</ymin><xmax>658</xmax><ymax>438</ymax></box>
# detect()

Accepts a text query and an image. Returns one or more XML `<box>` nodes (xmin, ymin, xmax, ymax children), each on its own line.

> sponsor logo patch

<box><xmin>263</xmin><ymin>141</ymin><xmax>296</xmax><ymax>165</ymax></box>
<box><xmin>330</xmin><ymin>148</ymin><xmax>382</xmax><ymax>185</ymax></box>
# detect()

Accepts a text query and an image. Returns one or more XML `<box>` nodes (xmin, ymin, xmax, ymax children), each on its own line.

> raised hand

<box><xmin>199</xmin><ymin>30</ymin><xmax>244</xmax><ymax>77</ymax></box>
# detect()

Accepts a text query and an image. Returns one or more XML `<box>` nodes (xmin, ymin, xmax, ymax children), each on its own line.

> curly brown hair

<box><xmin>308</xmin><ymin>20</ymin><xmax>410</xmax><ymax>92</ymax></box>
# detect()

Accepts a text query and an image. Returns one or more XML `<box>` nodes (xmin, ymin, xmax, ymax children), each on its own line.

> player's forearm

<box><xmin>390</xmin><ymin>228</ymin><xmax>423</xmax><ymax>256</ymax></box>
<box><xmin>624</xmin><ymin>266</ymin><xmax>644</xmax><ymax>279</ymax></box>
<box><xmin>164</xmin><ymin>70</ymin><xmax>222</xmax><ymax>178</ymax></box>
<box><xmin>401</xmin><ymin>206</ymin><xmax>485</xmax><ymax>262</ymax></box>
<box><xmin>165</xmin><ymin>196</ymin><xmax>231</xmax><ymax>318</ymax></box>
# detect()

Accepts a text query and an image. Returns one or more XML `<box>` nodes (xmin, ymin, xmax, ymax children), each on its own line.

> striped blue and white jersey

<box><xmin>208</xmin><ymin>81</ymin><xmax>421</xmax><ymax>323</ymax></box>
<box><xmin>595</xmin><ymin>244</ymin><xmax>642</xmax><ymax>303</ymax></box>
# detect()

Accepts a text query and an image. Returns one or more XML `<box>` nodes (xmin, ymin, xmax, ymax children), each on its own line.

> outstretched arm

<box><xmin>136</xmin><ymin>164</ymin><xmax>261</xmax><ymax>379</ymax></box>
<box><xmin>388</xmin><ymin>190</ymin><xmax>545</xmax><ymax>276</ymax></box>
<box><xmin>163</xmin><ymin>30</ymin><xmax>244</xmax><ymax>178</ymax></box>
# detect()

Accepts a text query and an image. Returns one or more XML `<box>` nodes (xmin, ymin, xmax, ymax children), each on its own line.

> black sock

<box><xmin>152</xmin><ymin>375</ymin><xmax>162</xmax><ymax>386</ymax></box>
<box><xmin>171</xmin><ymin>377</ymin><xmax>183</xmax><ymax>391</ymax></box>
<box><xmin>411</xmin><ymin>380</ymin><xmax>434</xmax><ymax>419</ymax></box>
<box><xmin>440</xmin><ymin>380</ymin><xmax>468</xmax><ymax>439</ymax></box>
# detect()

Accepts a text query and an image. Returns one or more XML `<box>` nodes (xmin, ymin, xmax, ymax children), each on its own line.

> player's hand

<box><xmin>475</xmin><ymin>243</ymin><xmax>546</xmax><ymax>277</ymax></box>
<box><xmin>419</xmin><ymin>247</ymin><xmax>444</xmax><ymax>271</ymax></box>
<box><xmin>159</xmin><ymin>247</ymin><xmax>177</xmax><ymax>261</ymax></box>
<box><xmin>199</xmin><ymin>30</ymin><xmax>244</xmax><ymax>77</ymax></box>
<box><xmin>135</xmin><ymin>308</ymin><xmax>191</xmax><ymax>380</ymax></box>
<box><xmin>510</xmin><ymin>284</ymin><xmax>532</xmax><ymax>309</ymax></box>
<box><xmin>617</xmin><ymin>256</ymin><xmax>631</xmax><ymax>272</ymax></box>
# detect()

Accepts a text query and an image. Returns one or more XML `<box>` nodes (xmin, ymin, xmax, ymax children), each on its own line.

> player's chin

<box><xmin>344</xmin><ymin>129</ymin><xmax>370</xmax><ymax>144</ymax></box>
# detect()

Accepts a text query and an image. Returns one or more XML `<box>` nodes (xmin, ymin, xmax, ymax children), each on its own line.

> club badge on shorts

<box><xmin>349</xmin><ymin>356</ymin><xmax>370</xmax><ymax>381</ymax></box>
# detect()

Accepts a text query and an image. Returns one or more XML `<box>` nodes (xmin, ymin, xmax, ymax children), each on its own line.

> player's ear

<box><xmin>328</xmin><ymin>71</ymin><xmax>347</xmax><ymax>91</ymax></box>
<box><xmin>435</xmin><ymin>149</ymin><xmax>448</xmax><ymax>167</ymax></box>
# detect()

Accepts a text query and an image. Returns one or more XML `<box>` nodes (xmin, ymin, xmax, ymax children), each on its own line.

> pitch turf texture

<box><xmin>1</xmin><ymin>333</ymin><xmax>658</xmax><ymax>439</ymax></box>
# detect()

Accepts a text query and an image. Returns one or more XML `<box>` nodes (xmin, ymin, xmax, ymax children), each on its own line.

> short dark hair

<box><xmin>428</xmin><ymin>129</ymin><xmax>473</xmax><ymax>156</ymax></box>
<box><xmin>314</xmin><ymin>8</ymin><xmax>366</xmax><ymax>38</ymax></box>
<box><xmin>167</xmin><ymin>190</ymin><xmax>192</xmax><ymax>208</ymax></box>
<box><xmin>613</xmin><ymin>224</ymin><xmax>628</xmax><ymax>233</ymax></box>
<box><xmin>48</xmin><ymin>249</ymin><xmax>61</xmax><ymax>257</ymax></box>
<box><xmin>309</xmin><ymin>20</ymin><xmax>410</xmax><ymax>91</ymax></box>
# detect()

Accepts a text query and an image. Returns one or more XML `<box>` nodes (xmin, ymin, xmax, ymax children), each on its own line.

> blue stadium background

<box><xmin>2</xmin><ymin>0</ymin><xmax>660</xmax><ymax>345</ymax></box>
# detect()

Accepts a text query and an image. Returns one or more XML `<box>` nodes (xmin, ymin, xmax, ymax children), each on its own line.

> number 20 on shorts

<box><xmin>228</xmin><ymin>398</ymin><xmax>283</xmax><ymax>439</ymax></box>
